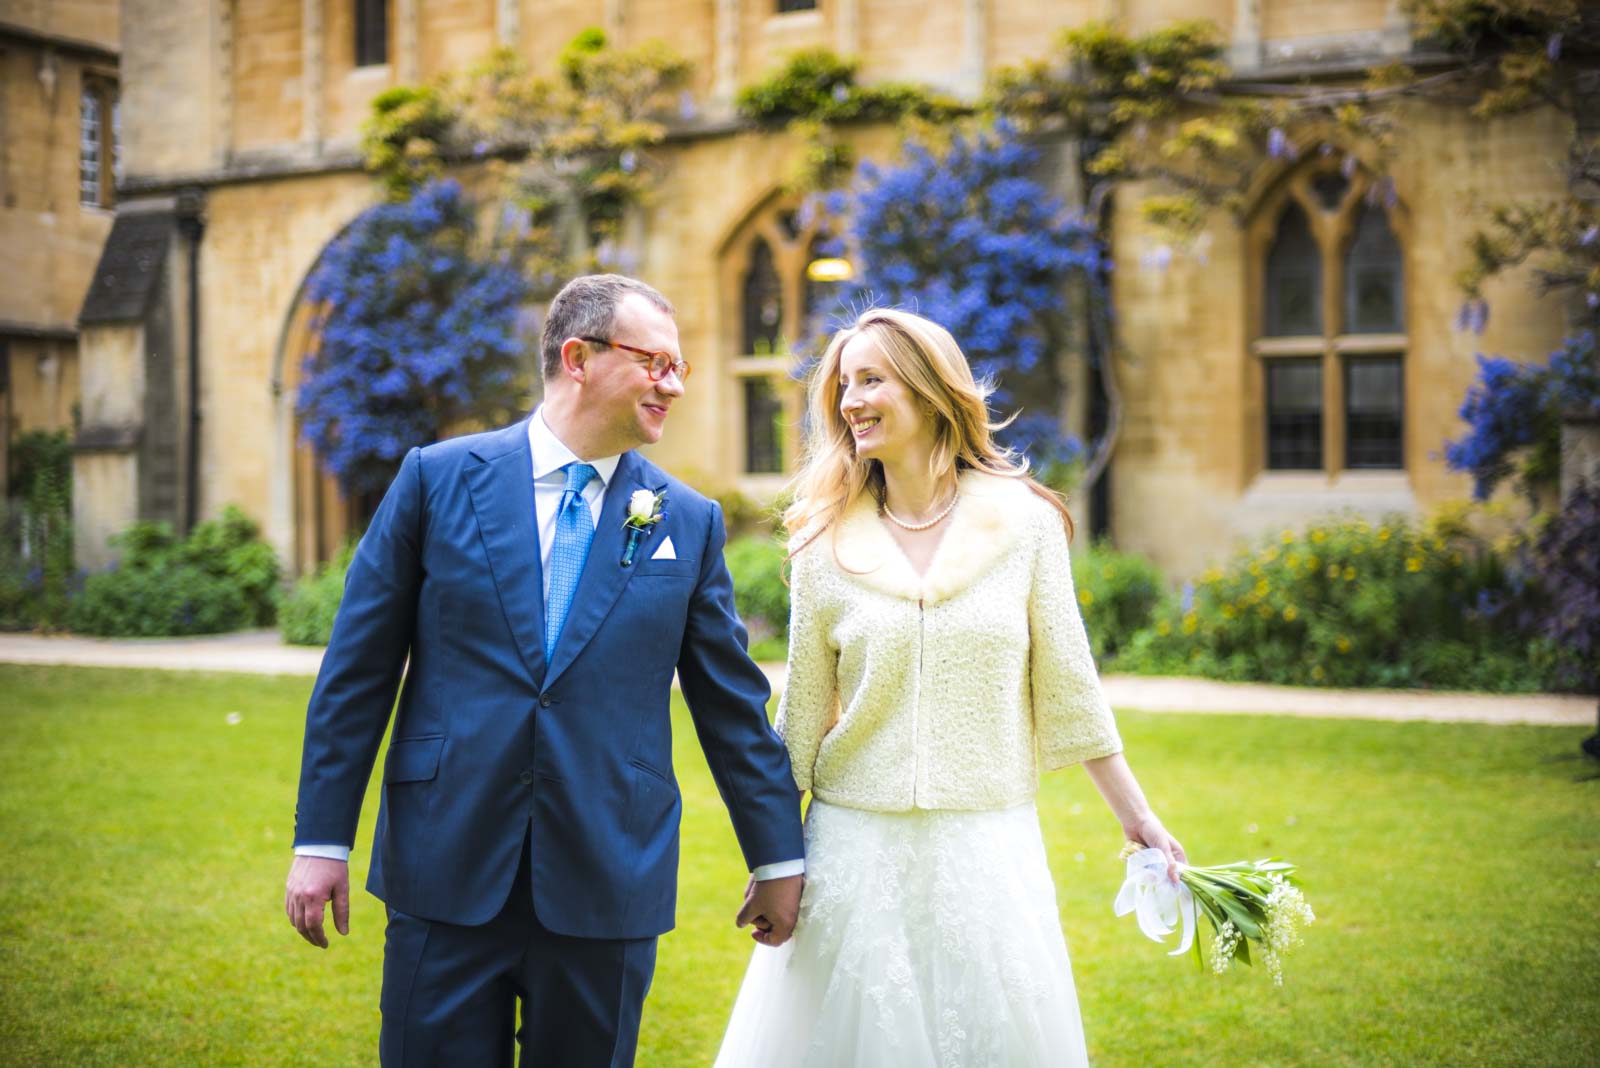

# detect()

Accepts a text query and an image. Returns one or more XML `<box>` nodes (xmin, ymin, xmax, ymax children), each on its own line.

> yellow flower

<box><xmin>1156</xmin><ymin>620</ymin><xmax>1172</xmax><ymax>636</ymax></box>
<box><xmin>1283</xmin><ymin>605</ymin><xmax>1298</xmax><ymax>622</ymax></box>
<box><xmin>1335</xmin><ymin>636</ymin><xmax>1352</xmax><ymax>653</ymax></box>
<box><xmin>1281</xmin><ymin>529</ymin><xmax>1295</xmax><ymax>544</ymax></box>
<box><xmin>1378</xmin><ymin>528</ymin><xmax>1391</xmax><ymax>543</ymax></box>
<box><xmin>1263</xmin><ymin>547</ymin><xmax>1279</xmax><ymax>563</ymax></box>
<box><xmin>1079</xmin><ymin>589</ymin><xmax>1095</xmax><ymax>607</ymax></box>
<box><xmin>1343</xmin><ymin>566</ymin><xmax>1356</xmax><ymax>581</ymax></box>
<box><xmin>1221</xmin><ymin>605</ymin><xmax>1237</xmax><ymax>620</ymax></box>
<box><xmin>1405</xmin><ymin>557</ymin><xmax>1422</xmax><ymax>573</ymax></box>
<box><xmin>1254</xmin><ymin>579</ymin><xmax>1270</xmax><ymax>598</ymax></box>
<box><xmin>1287</xmin><ymin>553</ymin><xmax>1300</xmax><ymax>569</ymax></box>
<box><xmin>1249</xmin><ymin>563</ymin><xmax>1263</xmax><ymax>577</ymax></box>
<box><xmin>1311</xmin><ymin>665</ymin><xmax>1327</xmax><ymax>681</ymax></box>
<box><xmin>1311</xmin><ymin>530</ymin><xmax>1327</xmax><ymax>544</ymax></box>
<box><xmin>1326</xmin><ymin>564</ymin><xmax>1341</xmax><ymax>579</ymax></box>
<box><xmin>1182</xmin><ymin>613</ymin><xmax>1199</xmax><ymax>635</ymax></box>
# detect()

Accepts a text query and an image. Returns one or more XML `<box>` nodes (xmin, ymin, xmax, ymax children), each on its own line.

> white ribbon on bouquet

<box><xmin>1113</xmin><ymin>847</ymin><xmax>1197</xmax><ymax>956</ymax></box>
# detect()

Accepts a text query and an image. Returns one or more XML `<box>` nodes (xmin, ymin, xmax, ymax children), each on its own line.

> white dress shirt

<box><xmin>298</xmin><ymin>409</ymin><xmax>802</xmax><ymax>881</ymax></box>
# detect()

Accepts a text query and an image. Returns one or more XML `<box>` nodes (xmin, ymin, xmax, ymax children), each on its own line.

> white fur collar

<box><xmin>828</xmin><ymin>470</ymin><xmax>1036</xmax><ymax>604</ymax></box>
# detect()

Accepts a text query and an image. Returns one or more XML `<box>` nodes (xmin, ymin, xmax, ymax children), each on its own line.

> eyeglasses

<box><xmin>580</xmin><ymin>337</ymin><xmax>692</xmax><ymax>383</ymax></box>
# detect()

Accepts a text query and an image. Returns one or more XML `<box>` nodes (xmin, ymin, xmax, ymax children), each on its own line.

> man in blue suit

<box><xmin>285</xmin><ymin>274</ymin><xmax>806</xmax><ymax>1066</ymax></box>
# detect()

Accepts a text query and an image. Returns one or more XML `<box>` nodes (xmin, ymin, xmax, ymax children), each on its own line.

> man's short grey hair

<box><xmin>540</xmin><ymin>274</ymin><xmax>675</xmax><ymax>380</ymax></box>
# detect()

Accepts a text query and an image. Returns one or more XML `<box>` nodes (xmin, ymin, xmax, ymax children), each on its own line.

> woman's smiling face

<box><xmin>837</xmin><ymin>334</ymin><xmax>933</xmax><ymax>465</ymax></box>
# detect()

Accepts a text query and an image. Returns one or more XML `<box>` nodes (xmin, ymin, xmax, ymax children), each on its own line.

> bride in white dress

<box><xmin>716</xmin><ymin>309</ymin><xmax>1186</xmax><ymax>1067</ymax></box>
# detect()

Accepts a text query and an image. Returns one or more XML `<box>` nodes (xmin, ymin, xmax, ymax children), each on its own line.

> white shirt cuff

<box><xmin>751</xmin><ymin>858</ymin><xmax>805</xmax><ymax>881</ymax></box>
<box><xmin>294</xmin><ymin>844</ymin><xmax>351</xmax><ymax>862</ymax></box>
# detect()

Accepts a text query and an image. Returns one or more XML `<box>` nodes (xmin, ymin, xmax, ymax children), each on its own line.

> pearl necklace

<box><xmin>882</xmin><ymin>491</ymin><xmax>959</xmax><ymax>532</ymax></box>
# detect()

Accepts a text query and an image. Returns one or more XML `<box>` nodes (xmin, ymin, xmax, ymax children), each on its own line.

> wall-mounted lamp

<box><xmin>805</xmin><ymin>257</ymin><xmax>854</xmax><ymax>283</ymax></box>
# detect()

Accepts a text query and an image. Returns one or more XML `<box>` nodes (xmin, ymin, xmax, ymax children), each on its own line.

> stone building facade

<box><xmin>0</xmin><ymin>0</ymin><xmax>120</xmax><ymax>493</ymax></box>
<box><xmin>53</xmin><ymin>0</ymin><xmax>1577</xmax><ymax>576</ymax></box>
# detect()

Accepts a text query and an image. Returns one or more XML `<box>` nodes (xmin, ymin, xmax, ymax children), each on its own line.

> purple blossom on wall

<box><xmin>1443</xmin><ymin>331</ymin><xmax>1600</xmax><ymax>500</ymax></box>
<box><xmin>824</xmin><ymin>121</ymin><xmax>1104</xmax><ymax>469</ymax></box>
<box><xmin>297</xmin><ymin>179</ymin><xmax>531</xmax><ymax>496</ymax></box>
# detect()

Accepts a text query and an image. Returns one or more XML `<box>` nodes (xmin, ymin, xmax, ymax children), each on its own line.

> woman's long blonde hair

<box><xmin>782</xmin><ymin>307</ymin><xmax>1072</xmax><ymax>557</ymax></box>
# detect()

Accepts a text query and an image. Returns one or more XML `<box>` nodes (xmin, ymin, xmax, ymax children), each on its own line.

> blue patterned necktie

<box><xmin>544</xmin><ymin>462</ymin><xmax>598</xmax><ymax>657</ymax></box>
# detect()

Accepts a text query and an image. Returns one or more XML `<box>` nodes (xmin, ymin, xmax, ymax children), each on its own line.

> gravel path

<box><xmin>0</xmin><ymin>630</ymin><xmax>1591</xmax><ymax>727</ymax></box>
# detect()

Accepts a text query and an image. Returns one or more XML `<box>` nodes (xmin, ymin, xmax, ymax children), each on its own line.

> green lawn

<box><xmin>0</xmin><ymin>664</ymin><xmax>1595</xmax><ymax>1066</ymax></box>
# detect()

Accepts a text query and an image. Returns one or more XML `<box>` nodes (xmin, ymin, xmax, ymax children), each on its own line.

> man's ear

<box><xmin>559</xmin><ymin>337</ymin><xmax>588</xmax><ymax>384</ymax></box>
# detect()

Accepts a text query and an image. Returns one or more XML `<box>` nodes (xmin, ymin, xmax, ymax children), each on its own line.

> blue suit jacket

<box><xmin>292</xmin><ymin>419</ymin><xmax>805</xmax><ymax>938</ymax></box>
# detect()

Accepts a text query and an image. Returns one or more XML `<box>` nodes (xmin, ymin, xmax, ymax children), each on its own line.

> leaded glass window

<box><xmin>80</xmin><ymin>91</ymin><xmax>101</xmax><ymax>207</ymax></box>
<box><xmin>1344</xmin><ymin>206</ymin><xmax>1404</xmax><ymax>334</ymax></box>
<box><xmin>1344</xmin><ymin>356</ymin><xmax>1403</xmax><ymax>469</ymax></box>
<box><xmin>1266</xmin><ymin>359</ymin><xmax>1323</xmax><ymax>470</ymax></box>
<box><xmin>742</xmin><ymin>238</ymin><xmax>784</xmax><ymax>355</ymax></box>
<box><xmin>356</xmin><ymin>0</ymin><xmax>389</xmax><ymax>67</ymax></box>
<box><xmin>744</xmin><ymin>377</ymin><xmax>785</xmax><ymax>474</ymax></box>
<box><xmin>1266</xmin><ymin>204</ymin><xmax>1321</xmax><ymax>336</ymax></box>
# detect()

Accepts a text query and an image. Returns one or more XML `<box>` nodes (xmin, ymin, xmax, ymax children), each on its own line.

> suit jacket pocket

<box><xmin>629</xmin><ymin>757</ymin><xmax>675</xmax><ymax>787</ymax></box>
<box><xmin>384</xmin><ymin>735</ymin><xmax>445</xmax><ymax>784</ymax></box>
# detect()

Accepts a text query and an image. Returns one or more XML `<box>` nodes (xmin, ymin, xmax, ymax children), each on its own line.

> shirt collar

<box><xmin>528</xmin><ymin>406</ymin><xmax>622</xmax><ymax>488</ymax></box>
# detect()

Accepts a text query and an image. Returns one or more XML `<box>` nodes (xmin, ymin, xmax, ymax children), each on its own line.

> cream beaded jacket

<box><xmin>777</xmin><ymin>469</ymin><xmax>1123</xmax><ymax>813</ymax></box>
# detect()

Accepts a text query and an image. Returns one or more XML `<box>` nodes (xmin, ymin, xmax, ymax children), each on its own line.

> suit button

<box><xmin>539</xmin><ymin>693</ymin><xmax>553</xmax><ymax>708</ymax></box>
<box><xmin>519</xmin><ymin>771</ymin><xmax>534</xmax><ymax>785</ymax></box>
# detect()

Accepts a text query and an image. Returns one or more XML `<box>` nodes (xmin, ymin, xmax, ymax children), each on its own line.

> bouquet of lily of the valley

<box><xmin>1114</xmin><ymin>843</ymin><xmax>1315</xmax><ymax>985</ymax></box>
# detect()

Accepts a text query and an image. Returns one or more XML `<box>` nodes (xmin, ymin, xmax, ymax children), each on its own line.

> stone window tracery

<box><xmin>1253</xmin><ymin>163</ymin><xmax>1408</xmax><ymax>474</ymax></box>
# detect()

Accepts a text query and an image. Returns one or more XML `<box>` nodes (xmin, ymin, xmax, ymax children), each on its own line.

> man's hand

<box><xmin>285</xmin><ymin>855</ymin><xmax>351</xmax><ymax>948</ymax></box>
<box><xmin>735</xmin><ymin>873</ymin><xmax>804</xmax><ymax>947</ymax></box>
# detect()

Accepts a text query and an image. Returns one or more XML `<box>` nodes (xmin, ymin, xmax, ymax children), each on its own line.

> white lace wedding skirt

<box><xmin>715</xmin><ymin>800</ymin><xmax>1089</xmax><ymax>1068</ymax></box>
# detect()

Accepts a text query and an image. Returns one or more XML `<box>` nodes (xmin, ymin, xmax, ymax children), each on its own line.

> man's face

<box><xmin>578</xmin><ymin>294</ymin><xmax>685</xmax><ymax>453</ymax></box>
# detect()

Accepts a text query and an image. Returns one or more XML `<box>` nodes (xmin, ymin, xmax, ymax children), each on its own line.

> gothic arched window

<box><xmin>1266</xmin><ymin>204</ymin><xmax>1321</xmax><ymax>336</ymax></box>
<box><xmin>1344</xmin><ymin>205</ymin><xmax>1404</xmax><ymax>335</ymax></box>
<box><xmin>1254</xmin><ymin>169</ymin><xmax>1408</xmax><ymax>473</ymax></box>
<box><xmin>742</xmin><ymin>238</ymin><xmax>784</xmax><ymax>356</ymax></box>
<box><xmin>726</xmin><ymin>202</ymin><xmax>848</xmax><ymax>480</ymax></box>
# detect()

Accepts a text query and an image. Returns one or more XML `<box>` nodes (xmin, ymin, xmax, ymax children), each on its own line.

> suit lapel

<box><xmin>542</xmin><ymin>450</ymin><xmax>650</xmax><ymax>689</ymax></box>
<box><xmin>463</xmin><ymin>421</ymin><xmax>548</xmax><ymax>684</ymax></box>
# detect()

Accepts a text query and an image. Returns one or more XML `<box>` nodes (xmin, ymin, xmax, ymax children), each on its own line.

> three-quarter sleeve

<box><xmin>1027</xmin><ymin>509</ymin><xmax>1123</xmax><ymax>770</ymax></box>
<box><xmin>774</xmin><ymin>544</ymin><xmax>839</xmax><ymax>793</ymax></box>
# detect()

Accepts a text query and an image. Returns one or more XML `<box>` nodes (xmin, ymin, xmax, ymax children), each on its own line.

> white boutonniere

<box><xmin>621</xmin><ymin>486</ymin><xmax>667</xmax><ymax>566</ymax></box>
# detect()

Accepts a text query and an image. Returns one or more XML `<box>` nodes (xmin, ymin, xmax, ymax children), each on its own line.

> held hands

<box><xmin>285</xmin><ymin>855</ymin><xmax>351</xmax><ymax>949</ymax></box>
<box><xmin>1127</xmin><ymin>815</ymin><xmax>1187</xmax><ymax>886</ymax></box>
<box><xmin>736</xmin><ymin>873</ymin><xmax>804</xmax><ymax>947</ymax></box>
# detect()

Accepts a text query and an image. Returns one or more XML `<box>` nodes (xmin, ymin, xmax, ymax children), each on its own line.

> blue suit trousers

<box><xmin>379</xmin><ymin>836</ymin><xmax>657</xmax><ymax>1068</ymax></box>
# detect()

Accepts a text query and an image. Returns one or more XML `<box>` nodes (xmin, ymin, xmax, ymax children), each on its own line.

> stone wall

<box><xmin>0</xmin><ymin>36</ymin><xmax>117</xmax><ymax>330</ymax></box>
<box><xmin>1109</xmin><ymin>98</ymin><xmax>1573</xmax><ymax>577</ymax></box>
<box><xmin>89</xmin><ymin>0</ymin><xmax>1582</xmax><ymax>580</ymax></box>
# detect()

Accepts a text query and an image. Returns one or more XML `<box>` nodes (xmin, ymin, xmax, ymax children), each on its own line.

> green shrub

<box><xmin>1070</xmin><ymin>541</ymin><xmax>1166</xmax><ymax>662</ymax></box>
<box><xmin>68</xmin><ymin>506</ymin><xmax>280</xmax><ymax>637</ymax></box>
<box><xmin>1115</xmin><ymin>511</ymin><xmax>1546</xmax><ymax>692</ymax></box>
<box><xmin>1</xmin><ymin>430</ymin><xmax>75</xmax><ymax>631</ymax></box>
<box><xmin>279</xmin><ymin>543</ymin><xmax>355</xmax><ymax>647</ymax></box>
<box><xmin>724</xmin><ymin>535</ymin><xmax>789</xmax><ymax>647</ymax></box>
<box><xmin>68</xmin><ymin>563</ymin><xmax>252</xmax><ymax>637</ymax></box>
<box><xmin>181</xmin><ymin>507</ymin><xmax>280</xmax><ymax>625</ymax></box>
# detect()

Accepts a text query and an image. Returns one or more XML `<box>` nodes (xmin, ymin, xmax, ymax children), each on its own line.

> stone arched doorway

<box><xmin>268</xmin><ymin>227</ymin><xmax>381</xmax><ymax>578</ymax></box>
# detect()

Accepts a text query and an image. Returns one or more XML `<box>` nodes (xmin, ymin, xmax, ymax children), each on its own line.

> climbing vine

<box><xmin>736</xmin><ymin>48</ymin><xmax>968</xmax><ymax>190</ymax></box>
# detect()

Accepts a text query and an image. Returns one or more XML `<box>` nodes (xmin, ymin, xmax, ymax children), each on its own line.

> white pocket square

<box><xmin>650</xmin><ymin>535</ymin><xmax>677</xmax><ymax>560</ymax></box>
